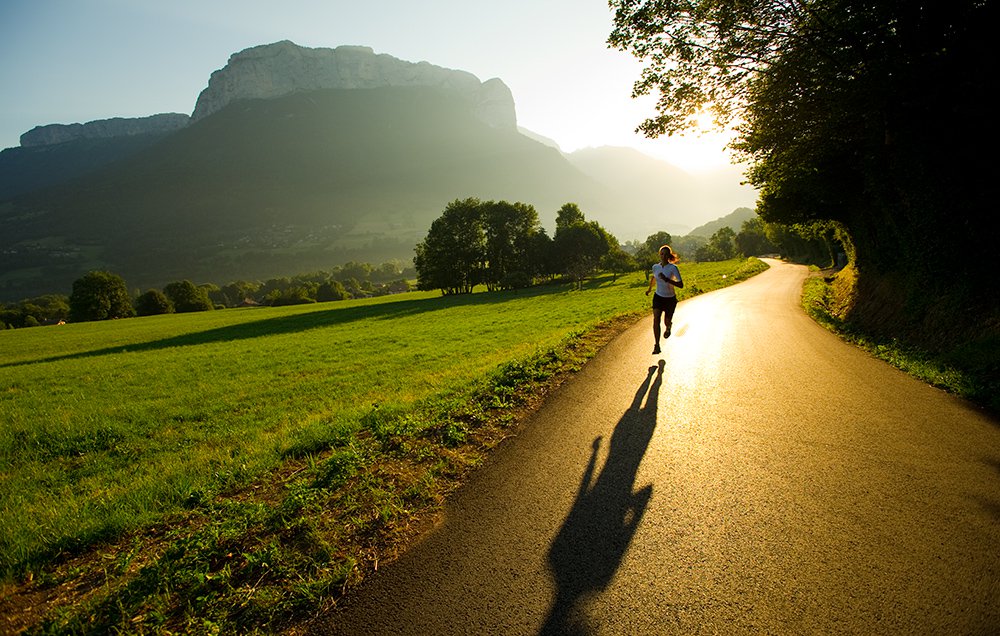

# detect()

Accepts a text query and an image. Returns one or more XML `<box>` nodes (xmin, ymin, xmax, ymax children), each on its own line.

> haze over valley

<box><xmin>0</xmin><ymin>41</ymin><xmax>757</xmax><ymax>301</ymax></box>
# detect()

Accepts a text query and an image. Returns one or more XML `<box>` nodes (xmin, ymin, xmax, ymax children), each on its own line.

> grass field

<box><xmin>1</xmin><ymin>258</ymin><xmax>767</xmax><ymax>633</ymax></box>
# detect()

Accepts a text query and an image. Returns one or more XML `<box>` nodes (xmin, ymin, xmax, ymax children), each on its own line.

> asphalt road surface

<box><xmin>310</xmin><ymin>260</ymin><xmax>1000</xmax><ymax>635</ymax></box>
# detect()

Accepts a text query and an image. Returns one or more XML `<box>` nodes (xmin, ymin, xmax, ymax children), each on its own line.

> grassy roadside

<box><xmin>1</xmin><ymin>258</ymin><xmax>767</xmax><ymax>635</ymax></box>
<box><xmin>801</xmin><ymin>267</ymin><xmax>1000</xmax><ymax>414</ymax></box>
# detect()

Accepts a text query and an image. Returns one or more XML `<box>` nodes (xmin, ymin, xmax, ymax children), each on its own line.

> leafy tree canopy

<box><xmin>610</xmin><ymin>0</ymin><xmax>991</xmax><ymax>302</ymax></box>
<box><xmin>553</xmin><ymin>210</ymin><xmax>618</xmax><ymax>286</ymax></box>
<box><xmin>555</xmin><ymin>203</ymin><xmax>586</xmax><ymax>231</ymax></box>
<box><xmin>69</xmin><ymin>271</ymin><xmax>135</xmax><ymax>322</ymax></box>
<box><xmin>415</xmin><ymin>198</ymin><xmax>551</xmax><ymax>294</ymax></box>
<box><xmin>696</xmin><ymin>227</ymin><xmax>736</xmax><ymax>262</ymax></box>
<box><xmin>734</xmin><ymin>216</ymin><xmax>777</xmax><ymax>257</ymax></box>
<box><xmin>0</xmin><ymin>294</ymin><xmax>69</xmax><ymax>328</ymax></box>
<box><xmin>135</xmin><ymin>289</ymin><xmax>174</xmax><ymax>316</ymax></box>
<box><xmin>163</xmin><ymin>280</ymin><xmax>214</xmax><ymax>313</ymax></box>
<box><xmin>634</xmin><ymin>231</ymin><xmax>674</xmax><ymax>266</ymax></box>
<box><xmin>482</xmin><ymin>200</ymin><xmax>542</xmax><ymax>291</ymax></box>
<box><xmin>414</xmin><ymin>198</ymin><xmax>487</xmax><ymax>295</ymax></box>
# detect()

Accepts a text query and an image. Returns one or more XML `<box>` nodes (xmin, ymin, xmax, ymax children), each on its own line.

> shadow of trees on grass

<box><xmin>3</xmin><ymin>280</ymin><xmax>600</xmax><ymax>368</ymax></box>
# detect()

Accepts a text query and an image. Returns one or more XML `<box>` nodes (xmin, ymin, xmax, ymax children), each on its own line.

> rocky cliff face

<box><xmin>191</xmin><ymin>41</ymin><xmax>517</xmax><ymax>130</ymax></box>
<box><xmin>18</xmin><ymin>42</ymin><xmax>517</xmax><ymax>147</ymax></box>
<box><xmin>20</xmin><ymin>113</ymin><xmax>190</xmax><ymax>147</ymax></box>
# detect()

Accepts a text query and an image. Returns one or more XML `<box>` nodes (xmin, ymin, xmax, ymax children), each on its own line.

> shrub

<box><xmin>69</xmin><ymin>271</ymin><xmax>135</xmax><ymax>322</ymax></box>
<box><xmin>135</xmin><ymin>289</ymin><xmax>175</xmax><ymax>316</ymax></box>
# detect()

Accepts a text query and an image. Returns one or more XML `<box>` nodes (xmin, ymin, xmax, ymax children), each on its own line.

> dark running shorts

<box><xmin>652</xmin><ymin>293</ymin><xmax>678</xmax><ymax>317</ymax></box>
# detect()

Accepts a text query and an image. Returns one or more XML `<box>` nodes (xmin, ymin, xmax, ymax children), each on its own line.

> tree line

<box><xmin>414</xmin><ymin>199</ymin><xmax>624</xmax><ymax>294</ymax></box>
<box><xmin>412</xmin><ymin>197</ymin><xmax>831</xmax><ymax>295</ymax></box>
<box><xmin>0</xmin><ymin>261</ymin><xmax>414</xmax><ymax>327</ymax></box>
<box><xmin>1</xmin><ymin>203</ymin><xmax>833</xmax><ymax>327</ymax></box>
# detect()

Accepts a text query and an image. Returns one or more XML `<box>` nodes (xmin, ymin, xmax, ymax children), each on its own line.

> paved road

<box><xmin>309</xmin><ymin>260</ymin><xmax>1000</xmax><ymax>635</ymax></box>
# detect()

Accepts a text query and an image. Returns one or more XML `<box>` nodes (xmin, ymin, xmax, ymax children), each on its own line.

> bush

<box><xmin>164</xmin><ymin>280</ymin><xmax>214</xmax><ymax>313</ymax></box>
<box><xmin>268</xmin><ymin>287</ymin><xmax>316</xmax><ymax>306</ymax></box>
<box><xmin>69</xmin><ymin>271</ymin><xmax>135</xmax><ymax>322</ymax></box>
<box><xmin>135</xmin><ymin>289</ymin><xmax>175</xmax><ymax>316</ymax></box>
<box><xmin>316</xmin><ymin>281</ymin><xmax>350</xmax><ymax>302</ymax></box>
<box><xmin>501</xmin><ymin>271</ymin><xmax>531</xmax><ymax>290</ymax></box>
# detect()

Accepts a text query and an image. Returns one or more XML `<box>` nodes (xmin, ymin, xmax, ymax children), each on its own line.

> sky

<box><xmin>0</xmin><ymin>0</ymin><xmax>752</xmax><ymax>179</ymax></box>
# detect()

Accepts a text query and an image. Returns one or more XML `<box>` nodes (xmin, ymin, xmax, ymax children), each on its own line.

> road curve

<box><xmin>309</xmin><ymin>260</ymin><xmax>1000</xmax><ymax>635</ymax></box>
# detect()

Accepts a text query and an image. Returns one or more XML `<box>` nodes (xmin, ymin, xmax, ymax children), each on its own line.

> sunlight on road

<box><xmin>660</xmin><ymin>295</ymin><xmax>731</xmax><ymax>406</ymax></box>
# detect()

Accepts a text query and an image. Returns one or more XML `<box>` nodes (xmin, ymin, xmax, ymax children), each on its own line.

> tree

<box><xmin>339</xmin><ymin>261</ymin><xmax>373</xmax><ymax>283</ymax></box>
<box><xmin>317</xmin><ymin>280</ymin><xmax>350</xmax><ymax>302</ymax></box>
<box><xmin>644</xmin><ymin>231</ymin><xmax>672</xmax><ymax>252</ymax></box>
<box><xmin>69</xmin><ymin>271</ymin><xmax>135</xmax><ymax>322</ymax></box>
<box><xmin>163</xmin><ymin>280</ymin><xmax>214</xmax><ymax>313</ymax></box>
<box><xmin>372</xmin><ymin>261</ymin><xmax>403</xmax><ymax>283</ymax></box>
<box><xmin>221</xmin><ymin>280</ymin><xmax>260</xmax><ymax>307</ymax></box>
<box><xmin>635</xmin><ymin>231</ymin><xmax>674</xmax><ymax>267</ymax></box>
<box><xmin>0</xmin><ymin>307</ymin><xmax>17</xmax><ymax>329</ymax></box>
<box><xmin>198</xmin><ymin>283</ymin><xmax>224</xmax><ymax>308</ymax></box>
<box><xmin>385</xmin><ymin>279</ymin><xmax>412</xmax><ymax>294</ymax></box>
<box><xmin>267</xmin><ymin>287</ymin><xmax>316</xmax><ymax>306</ymax></box>
<box><xmin>765</xmin><ymin>222</ymin><xmax>843</xmax><ymax>266</ymax></box>
<box><xmin>671</xmin><ymin>234</ymin><xmax>707</xmax><ymax>261</ymax></box>
<box><xmin>482</xmin><ymin>200</ymin><xmax>542</xmax><ymax>291</ymax></box>
<box><xmin>610</xmin><ymin>0</ymin><xmax>994</xmax><ymax>319</ymax></box>
<box><xmin>709</xmin><ymin>227</ymin><xmax>735</xmax><ymax>259</ymax></box>
<box><xmin>414</xmin><ymin>198</ymin><xmax>486</xmax><ymax>294</ymax></box>
<box><xmin>555</xmin><ymin>203</ymin><xmax>586</xmax><ymax>231</ymax></box>
<box><xmin>694</xmin><ymin>244</ymin><xmax>724</xmax><ymax>263</ymax></box>
<box><xmin>735</xmin><ymin>217</ymin><xmax>777</xmax><ymax>257</ymax></box>
<box><xmin>601</xmin><ymin>248</ymin><xmax>637</xmax><ymax>282</ymax></box>
<box><xmin>553</xmin><ymin>211</ymin><xmax>618</xmax><ymax>288</ymax></box>
<box><xmin>522</xmin><ymin>228</ymin><xmax>556</xmax><ymax>282</ymax></box>
<box><xmin>135</xmin><ymin>289</ymin><xmax>174</xmax><ymax>316</ymax></box>
<box><xmin>0</xmin><ymin>295</ymin><xmax>70</xmax><ymax>328</ymax></box>
<box><xmin>696</xmin><ymin>227</ymin><xmax>736</xmax><ymax>262</ymax></box>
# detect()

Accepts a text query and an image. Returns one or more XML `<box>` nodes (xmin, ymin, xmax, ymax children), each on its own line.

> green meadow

<box><xmin>1</xmin><ymin>258</ymin><xmax>766</xmax><ymax>633</ymax></box>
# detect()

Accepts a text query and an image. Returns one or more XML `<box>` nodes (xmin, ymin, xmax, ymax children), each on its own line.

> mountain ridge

<box><xmin>0</xmin><ymin>86</ymin><xmax>613</xmax><ymax>300</ymax></box>
<box><xmin>0</xmin><ymin>42</ymin><xmax>757</xmax><ymax>302</ymax></box>
<box><xmin>196</xmin><ymin>41</ymin><xmax>518</xmax><ymax>130</ymax></box>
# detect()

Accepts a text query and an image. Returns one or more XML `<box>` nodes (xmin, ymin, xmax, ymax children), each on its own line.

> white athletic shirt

<box><xmin>652</xmin><ymin>262</ymin><xmax>681</xmax><ymax>298</ymax></box>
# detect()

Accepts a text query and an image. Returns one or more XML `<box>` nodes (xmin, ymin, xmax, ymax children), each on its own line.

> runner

<box><xmin>645</xmin><ymin>244</ymin><xmax>684</xmax><ymax>354</ymax></box>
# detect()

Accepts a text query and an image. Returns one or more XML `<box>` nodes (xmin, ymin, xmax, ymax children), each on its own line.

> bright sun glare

<box><xmin>689</xmin><ymin>109</ymin><xmax>717</xmax><ymax>131</ymax></box>
<box><xmin>630</xmin><ymin>104</ymin><xmax>741</xmax><ymax>174</ymax></box>
<box><xmin>641</xmin><ymin>126</ymin><xmax>738</xmax><ymax>174</ymax></box>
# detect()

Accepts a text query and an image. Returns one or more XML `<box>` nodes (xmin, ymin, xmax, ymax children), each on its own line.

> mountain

<box><xmin>0</xmin><ymin>41</ymin><xmax>757</xmax><ymax>302</ymax></box>
<box><xmin>19</xmin><ymin>113</ymin><xmax>191</xmax><ymax>147</ymax></box>
<box><xmin>687</xmin><ymin>207</ymin><xmax>757</xmax><ymax>237</ymax></box>
<box><xmin>566</xmin><ymin>146</ymin><xmax>693</xmax><ymax>236</ymax></box>
<box><xmin>0</xmin><ymin>85</ymin><xmax>612</xmax><ymax>300</ymax></box>
<box><xmin>565</xmin><ymin>146</ymin><xmax>756</xmax><ymax>236</ymax></box>
<box><xmin>190</xmin><ymin>41</ymin><xmax>516</xmax><ymax>130</ymax></box>
<box><xmin>518</xmin><ymin>127</ymin><xmax>562</xmax><ymax>151</ymax></box>
<box><xmin>0</xmin><ymin>132</ymin><xmax>173</xmax><ymax>200</ymax></box>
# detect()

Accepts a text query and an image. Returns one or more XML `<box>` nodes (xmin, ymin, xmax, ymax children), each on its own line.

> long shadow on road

<box><xmin>542</xmin><ymin>360</ymin><xmax>664</xmax><ymax>635</ymax></box>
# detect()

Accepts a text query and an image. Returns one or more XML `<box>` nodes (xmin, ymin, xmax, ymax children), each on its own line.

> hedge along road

<box><xmin>308</xmin><ymin>259</ymin><xmax>1000</xmax><ymax>635</ymax></box>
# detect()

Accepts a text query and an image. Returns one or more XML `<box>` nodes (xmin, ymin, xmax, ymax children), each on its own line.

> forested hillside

<box><xmin>0</xmin><ymin>86</ymin><xmax>608</xmax><ymax>301</ymax></box>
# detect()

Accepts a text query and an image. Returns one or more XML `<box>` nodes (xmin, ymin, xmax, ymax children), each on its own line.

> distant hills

<box><xmin>687</xmin><ymin>207</ymin><xmax>757</xmax><ymax>237</ymax></box>
<box><xmin>0</xmin><ymin>41</ymin><xmax>756</xmax><ymax>302</ymax></box>
<box><xmin>564</xmin><ymin>146</ymin><xmax>756</xmax><ymax>236</ymax></box>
